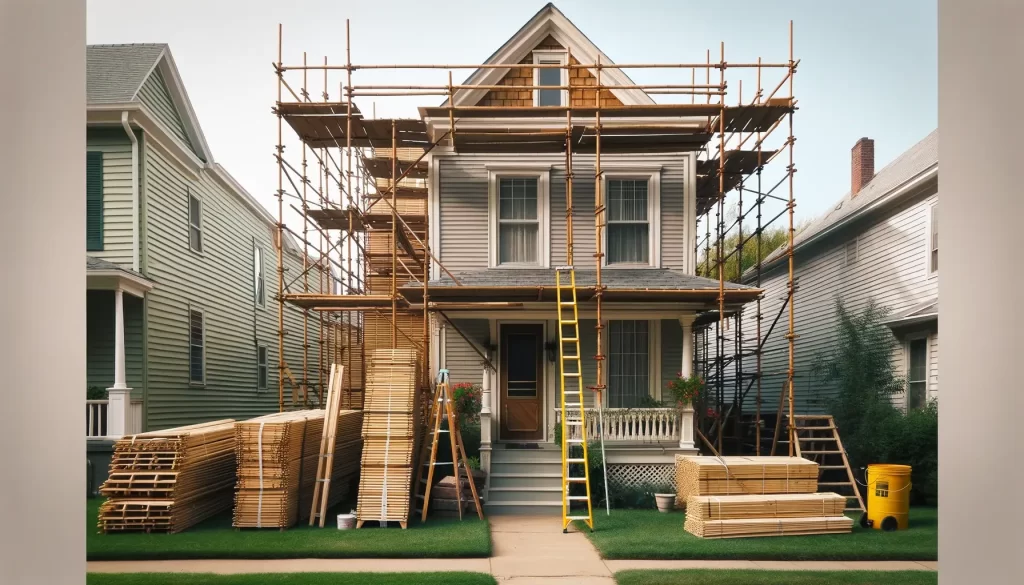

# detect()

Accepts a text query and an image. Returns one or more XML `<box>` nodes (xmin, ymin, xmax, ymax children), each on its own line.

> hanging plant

<box><xmin>451</xmin><ymin>382</ymin><xmax>482</xmax><ymax>424</ymax></box>
<box><xmin>664</xmin><ymin>372</ymin><xmax>704</xmax><ymax>410</ymax></box>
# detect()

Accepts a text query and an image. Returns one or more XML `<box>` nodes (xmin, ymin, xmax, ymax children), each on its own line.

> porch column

<box><xmin>479</xmin><ymin>362</ymin><xmax>493</xmax><ymax>498</ymax></box>
<box><xmin>106</xmin><ymin>288</ymin><xmax>132</xmax><ymax>438</ymax></box>
<box><xmin>677</xmin><ymin>315</ymin><xmax>696</xmax><ymax>449</ymax></box>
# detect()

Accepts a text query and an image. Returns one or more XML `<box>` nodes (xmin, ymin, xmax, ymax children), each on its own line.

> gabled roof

<box><xmin>444</xmin><ymin>2</ymin><xmax>654</xmax><ymax>108</ymax></box>
<box><xmin>750</xmin><ymin>129</ymin><xmax>938</xmax><ymax>277</ymax></box>
<box><xmin>87</xmin><ymin>44</ymin><xmax>212</xmax><ymax>162</ymax></box>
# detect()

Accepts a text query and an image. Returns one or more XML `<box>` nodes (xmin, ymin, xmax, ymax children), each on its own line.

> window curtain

<box><xmin>607</xmin><ymin>179</ymin><xmax>649</xmax><ymax>264</ymax></box>
<box><xmin>498</xmin><ymin>178</ymin><xmax>539</xmax><ymax>264</ymax></box>
<box><xmin>608</xmin><ymin>320</ymin><xmax>650</xmax><ymax>408</ymax></box>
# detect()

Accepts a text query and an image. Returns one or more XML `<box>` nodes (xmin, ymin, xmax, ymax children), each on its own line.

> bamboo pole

<box><xmin>301</xmin><ymin>52</ymin><xmax>310</xmax><ymax>406</ymax></box>
<box><xmin>786</xmin><ymin>21</ymin><xmax>797</xmax><ymax>456</ymax></box>
<box><xmin>276</xmin><ymin>23</ymin><xmax>286</xmax><ymax>413</ymax></box>
<box><xmin>346</xmin><ymin>21</ymin><xmax>355</xmax><ymax>402</ymax></box>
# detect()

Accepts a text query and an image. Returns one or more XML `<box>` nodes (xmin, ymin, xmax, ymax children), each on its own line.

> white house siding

<box><xmin>87</xmin><ymin>128</ymin><xmax>136</xmax><ymax>266</ymax></box>
<box><xmin>436</xmin><ymin>153</ymin><xmax>693</xmax><ymax>273</ymax></box>
<box><xmin>734</xmin><ymin>187</ymin><xmax>939</xmax><ymax>415</ymax></box>
<box><xmin>141</xmin><ymin>138</ymin><xmax>319</xmax><ymax>429</ymax></box>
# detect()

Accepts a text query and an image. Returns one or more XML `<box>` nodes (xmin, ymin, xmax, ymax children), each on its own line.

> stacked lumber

<box><xmin>684</xmin><ymin>493</ymin><xmax>853</xmax><ymax>539</ymax></box>
<box><xmin>233</xmin><ymin>409</ymin><xmax>363</xmax><ymax>529</ymax></box>
<box><xmin>355</xmin><ymin>349</ymin><xmax>419</xmax><ymax>528</ymax></box>
<box><xmin>98</xmin><ymin>420</ymin><xmax>237</xmax><ymax>533</ymax></box>
<box><xmin>674</xmin><ymin>456</ymin><xmax>819</xmax><ymax>508</ymax></box>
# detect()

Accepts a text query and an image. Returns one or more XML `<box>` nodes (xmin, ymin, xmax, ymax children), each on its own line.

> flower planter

<box><xmin>655</xmin><ymin>493</ymin><xmax>676</xmax><ymax>513</ymax></box>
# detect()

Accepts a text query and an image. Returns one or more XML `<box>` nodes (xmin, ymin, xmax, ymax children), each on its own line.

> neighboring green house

<box><xmin>85</xmin><ymin>44</ymin><xmax>323</xmax><ymax>449</ymax></box>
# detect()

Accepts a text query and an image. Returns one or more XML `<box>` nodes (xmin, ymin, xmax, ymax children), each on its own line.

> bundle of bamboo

<box><xmin>98</xmin><ymin>419</ymin><xmax>237</xmax><ymax>533</ymax></box>
<box><xmin>355</xmin><ymin>349</ymin><xmax>419</xmax><ymax>529</ymax></box>
<box><xmin>674</xmin><ymin>456</ymin><xmax>819</xmax><ymax>508</ymax></box>
<box><xmin>233</xmin><ymin>409</ymin><xmax>363</xmax><ymax>529</ymax></box>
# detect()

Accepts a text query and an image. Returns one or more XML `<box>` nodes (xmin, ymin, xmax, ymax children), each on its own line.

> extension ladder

<box><xmin>413</xmin><ymin>369</ymin><xmax>483</xmax><ymax>522</ymax></box>
<box><xmin>555</xmin><ymin>266</ymin><xmax>594</xmax><ymax>532</ymax></box>
<box><xmin>792</xmin><ymin>415</ymin><xmax>865</xmax><ymax>513</ymax></box>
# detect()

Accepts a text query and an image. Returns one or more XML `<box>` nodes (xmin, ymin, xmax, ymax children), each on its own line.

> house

<box><xmin>397</xmin><ymin>4</ymin><xmax>769</xmax><ymax>513</ymax></box>
<box><xmin>85</xmin><ymin>44</ymin><xmax>330</xmax><ymax>486</ymax></box>
<box><xmin>735</xmin><ymin>130</ymin><xmax>939</xmax><ymax>419</ymax></box>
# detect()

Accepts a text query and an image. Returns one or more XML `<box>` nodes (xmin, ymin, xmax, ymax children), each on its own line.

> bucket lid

<box><xmin>867</xmin><ymin>463</ymin><xmax>912</xmax><ymax>473</ymax></box>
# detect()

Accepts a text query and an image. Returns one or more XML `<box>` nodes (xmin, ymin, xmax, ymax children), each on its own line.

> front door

<box><xmin>499</xmin><ymin>323</ymin><xmax>544</xmax><ymax>441</ymax></box>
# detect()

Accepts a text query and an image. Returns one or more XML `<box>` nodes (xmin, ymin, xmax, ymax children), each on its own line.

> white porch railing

<box><xmin>555</xmin><ymin>407</ymin><xmax>681</xmax><ymax>443</ymax></box>
<box><xmin>86</xmin><ymin>399</ymin><xmax>143</xmax><ymax>438</ymax></box>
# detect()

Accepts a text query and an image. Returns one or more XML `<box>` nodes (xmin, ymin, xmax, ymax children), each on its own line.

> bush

<box><xmin>607</xmin><ymin>482</ymin><xmax>675</xmax><ymax>509</ymax></box>
<box><xmin>814</xmin><ymin>300</ymin><xmax>938</xmax><ymax>506</ymax></box>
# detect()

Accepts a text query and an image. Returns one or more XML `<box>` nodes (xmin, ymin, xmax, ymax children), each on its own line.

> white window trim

<box><xmin>601</xmin><ymin>318</ymin><xmax>659</xmax><ymax>408</ymax></box>
<box><xmin>487</xmin><ymin>166</ymin><xmax>551</xmax><ymax>269</ymax></box>
<box><xmin>601</xmin><ymin>170</ymin><xmax>662</xmax><ymax>268</ymax></box>
<box><xmin>844</xmin><ymin>237</ymin><xmax>859</xmax><ymax>267</ymax></box>
<box><xmin>253</xmin><ymin>239</ymin><xmax>266</xmax><ymax>308</ymax></box>
<box><xmin>188</xmin><ymin>188</ymin><xmax>203</xmax><ymax>255</ymax></box>
<box><xmin>188</xmin><ymin>305</ymin><xmax>206</xmax><ymax>386</ymax></box>
<box><xmin>256</xmin><ymin>343</ymin><xmax>268</xmax><ymax>391</ymax></box>
<box><xmin>904</xmin><ymin>333</ymin><xmax>930</xmax><ymax>410</ymax></box>
<box><xmin>532</xmin><ymin>50</ymin><xmax>568</xmax><ymax>107</ymax></box>
<box><xmin>926</xmin><ymin>201</ymin><xmax>938</xmax><ymax>278</ymax></box>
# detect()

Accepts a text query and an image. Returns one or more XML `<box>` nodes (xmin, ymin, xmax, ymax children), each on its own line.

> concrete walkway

<box><xmin>86</xmin><ymin>515</ymin><xmax>938</xmax><ymax>582</ymax></box>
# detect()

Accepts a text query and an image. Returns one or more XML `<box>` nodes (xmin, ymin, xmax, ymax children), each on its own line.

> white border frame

<box><xmin>601</xmin><ymin>167</ymin><xmax>662</xmax><ymax>269</ymax></box>
<box><xmin>253</xmin><ymin>237</ymin><xmax>267</xmax><ymax>308</ymax></box>
<box><xmin>487</xmin><ymin>164</ymin><xmax>552</xmax><ymax>269</ymax></box>
<box><xmin>188</xmin><ymin>304</ymin><xmax>206</xmax><ymax>386</ymax></box>
<box><xmin>532</xmin><ymin>50</ymin><xmax>568</xmax><ymax>107</ymax></box>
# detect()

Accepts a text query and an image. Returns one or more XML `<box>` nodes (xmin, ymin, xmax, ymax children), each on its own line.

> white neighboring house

<box><xmin>739</xmin><ymin>131</ymin><xmax>939</xmax><ymax>416</ymax></box>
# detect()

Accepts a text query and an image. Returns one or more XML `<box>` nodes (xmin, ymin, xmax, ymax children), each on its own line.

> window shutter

<box><xmin>86</xmin><ymin>152</ymin><xmax>104</xmax><ymax>251</ymax></box>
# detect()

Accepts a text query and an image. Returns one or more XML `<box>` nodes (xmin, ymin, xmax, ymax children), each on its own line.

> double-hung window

<box><xmin>488</xmin><ymin>167</ymin><xmax>550</xmax><ymax>268</ymax></box>
<box><xmin>604</xmin><ymin>171</ymin><xmax>660</xmax><ymax>266</ymax></box>
<box><xmin>188</xmin><ymin>189</ymin><xmax>203</xmax><ymax>254</ymax></box>
<box><xmin>256</xmin><ymin>344</ymin><xmax>268</xmax><ymax>391</ymax></box>
<box><xmin>929</xmin><ymin>204</ymin><xmax>938</xmax><ymax>274</ymax></box>
<box><xmin>608</xmin><ymin>320</ymin><xmax>651</xmax><ymax>408</ymax></box>
<box><xmin>253</xmin><ymin>242</ymin><xmax>266</xmax><ymax>307</ymax></box>
<box><xmin>533</xmin><ymin>51</ymin><xmax>567</xmax><ymax>107</ymax></box>
<box><xmin>907</xmin><ymin>336</ymin><xmax>929</xmax><ymax>410</ymax></box>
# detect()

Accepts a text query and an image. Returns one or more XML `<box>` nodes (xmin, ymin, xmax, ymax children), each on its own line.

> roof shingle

<box><xmin>87</xmin><ymin>44</ymin><xmax>167</xmax><ymax>105</ymax></box>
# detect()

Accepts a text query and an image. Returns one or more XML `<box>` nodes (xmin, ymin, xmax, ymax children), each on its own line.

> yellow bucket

<box><xmin>865</xmin><ymin>464</ymin><xmax>912</xmax><ymax>531</ymax></box>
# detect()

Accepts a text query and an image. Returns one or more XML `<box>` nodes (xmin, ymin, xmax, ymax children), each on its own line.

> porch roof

<box><xmin>883</xmin><ymin>297</ymin><xmax>938</xmax><ymax>329</ymax></box>
<box><xmin>87</xmin><ymin>256</ymin><xmax>155</xmax><ymax>297</ymax></box>
<box><xmin>400</xmin><ymin>268</ymin><xmax>760</xmax><ymax>305</ymax></box>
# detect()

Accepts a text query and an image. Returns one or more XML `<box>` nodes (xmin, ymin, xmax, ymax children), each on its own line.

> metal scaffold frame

<box><xmin>270</xmin><ymin>18</ymin><xmax>799</xmax><ymax>464</ymax></box>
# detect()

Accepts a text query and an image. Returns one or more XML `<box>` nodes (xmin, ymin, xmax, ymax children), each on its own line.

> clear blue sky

<box><xmin>87</xmin><ymin>0</ymin><xmax>936</xmax><ymax>229</ymax></box>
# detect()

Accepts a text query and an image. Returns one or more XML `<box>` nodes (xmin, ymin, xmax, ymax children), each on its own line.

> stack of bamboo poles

<box><xmin>674</xmin><ymin>456</ymin><xmax>820</xmax><ymax>509</ymax></box>
<box><xmin>98</xmin><ymin>420</ymin><xmax>237</xmax><ymax>533</ymax></box>
<box><xmin>234</xmin><ymin>409</ymin><xmax>363</xmax><ymax>529</ymax></box>
<box><xmin>355</xmin><ymin>349</ymin><xmax>419</xmax><ymax>528</ymax></box>
<box><xmin>684</xmin><ymin>493</ymin><xmax>853</xmax><ymax>538</ymax></box>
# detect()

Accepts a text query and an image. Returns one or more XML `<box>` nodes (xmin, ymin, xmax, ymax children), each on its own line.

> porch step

<box><xmin>489</xmin><ymin>472</ymin><xmax>562</xmax><ymax>489</ymax></box>
<box><xmin>483</xmin><ymin>500</ymin><xmax>562</xmax><ymax>516</ymax></box>
<box><xmin>487</xmin><ymin>486</ymin><xmax>562</xmax><ymax>503</ymax></box>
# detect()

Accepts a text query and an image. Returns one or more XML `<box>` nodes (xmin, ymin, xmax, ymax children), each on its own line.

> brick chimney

<box><xmin>851</xmin><ymin>137</ymin><xmax>875</xmax><ymax>196</ymax></box>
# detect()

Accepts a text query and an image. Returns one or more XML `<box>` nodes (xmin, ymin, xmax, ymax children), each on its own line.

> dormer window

<box><xmin>533</xmin><ymin>51</ymin><xmax>567</xmax><ymax>107</ymax></box>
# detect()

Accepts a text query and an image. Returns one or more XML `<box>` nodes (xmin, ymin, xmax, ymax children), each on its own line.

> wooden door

<box><xmin>499</xmin><ymin>324</ymin><xmax>544</xmax><ymax>441</ymax></box>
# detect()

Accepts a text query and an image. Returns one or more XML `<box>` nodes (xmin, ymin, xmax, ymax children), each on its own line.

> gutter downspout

<box><xmin>121</xmin><ymin>111</ymin><xmax>140</xmax><ymax>272</ymax></box>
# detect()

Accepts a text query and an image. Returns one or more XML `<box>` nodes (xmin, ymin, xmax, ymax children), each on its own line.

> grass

<box><xmin>580</xmin><ymin>507</ymin><xmax>937</xmax><ymax>561</ymax></box>
<box><xmin>615</xmin><ymin>570</ymin><xmax>937</xmax><ymax>585</ymax></box>
<box><xmin>87</xmin><ymin>573</ymin><xmax>497</xmax><ymax>585</ymax></box>
<box><xmin>87</xmin><ymin>498</ymin><xmax>491</xmax><ymax>561</ymax></box>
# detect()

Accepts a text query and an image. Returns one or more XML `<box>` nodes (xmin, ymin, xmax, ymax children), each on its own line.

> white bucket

<box><xmin>337</xmin><ymin>513</ymin><xmax>356</xmax><ymax>530</ymax></box>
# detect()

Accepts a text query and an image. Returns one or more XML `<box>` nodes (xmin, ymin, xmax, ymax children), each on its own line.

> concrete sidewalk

<box><xmin>85</xmin><ymin>515</ymin><xmax>938</xmax><ymax>583</ymax></box>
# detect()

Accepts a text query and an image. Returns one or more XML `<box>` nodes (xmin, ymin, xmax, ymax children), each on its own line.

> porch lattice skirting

<box><xmin>607</xmin><ymin>463</ymin><xmax>676</xmax><ymax>491</ymax></box>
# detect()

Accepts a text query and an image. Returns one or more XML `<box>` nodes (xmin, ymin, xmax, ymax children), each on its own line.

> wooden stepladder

<box><xmin>309</xmin><ymin>364</ymin><xmax>344</xmax><ymax>526</ymax></box>
<box><xmin>792</xmin><ymin>414</ymin><xmax>865</xmax><ymax>513</ymax></box>
<box><xmin>555</xmin><ymin>266</ymin><xmax>594</xmax><ymax>533</ymax></box>
<box><xmin>414</xmin><ymin>369</ymin><xmax>483</xmax><ymax>522</ymax></box>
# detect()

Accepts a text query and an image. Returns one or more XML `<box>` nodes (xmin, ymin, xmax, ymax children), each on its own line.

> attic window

<box><xmin>533</xmin><ymin>51</ymin><xmax>567</xmax><ymax>107</ymax></box>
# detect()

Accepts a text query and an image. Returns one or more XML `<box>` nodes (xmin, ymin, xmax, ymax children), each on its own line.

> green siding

<box><xmin>138</xmin><ymin>67</ymin><xmax>196</xmax><ymax>155</ymax></box>
<box><xmin>660</xmin><ymin>319</ymin><xmax>683</xmax><ymax>403</ymax></box>
<box><xmin>87</xmin><ymin>151</ymin><xmax>104</xmax><ymax>251</ymax></box>
<box><xmin>141</xmin><ymin>140</ymin><xmax>318</xmax><ymax>430</ymax></box>
<box><xmin>86</xmin><ymin>129</ymin><xmax>136</xmax><ymax>266</ymax></box>
<box><xmin>86</xmin><ymin>290</ymin><xmax>144</xmax><ymax>399</ymax></box>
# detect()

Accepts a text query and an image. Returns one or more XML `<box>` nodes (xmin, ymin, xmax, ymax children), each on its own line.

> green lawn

<box><xmin>87</xmin><ymin>498</ymin><xmax>490</xmax><ymax>561</ymax></box>
<box><xmin>581</xmin><ymin>507</ymin><xmax>937</xmax><ymax>561</ymax></box>
<box><xmin>615</xmin><ymin>570</ymin><xmax>937</xmax><ymax>585</ymax></box>
<box><xmin>87</xmin><ymin>573</ymin><xmax>496</xmax><ymax>585</ymax></box>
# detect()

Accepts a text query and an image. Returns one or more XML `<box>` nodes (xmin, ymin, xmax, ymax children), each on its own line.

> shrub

<box><xmin>87</xmin><ymin>386</ymin><xmax>107</xmax><ymax>400</ymax></box>
<box><xmin>451</xmin><ymin>382</ymin><xmax>482</xmax><ymax>426</ymax></box>
<box><xmin>608</xmin><ymin>481</ymin><xmax>674</xmax><ymax>509</ymax></box>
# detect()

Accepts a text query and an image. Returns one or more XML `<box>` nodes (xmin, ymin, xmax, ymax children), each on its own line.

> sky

<box><xmin>86</xmin><ymin>0</ymin><xmax>937</xmax><ymax>234</ymax></box>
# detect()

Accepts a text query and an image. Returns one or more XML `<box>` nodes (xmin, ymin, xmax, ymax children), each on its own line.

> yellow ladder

<box><xmin>555</xmin><ymin>266</ymin><xmax>594</xmax><ymax>533</ymax></box>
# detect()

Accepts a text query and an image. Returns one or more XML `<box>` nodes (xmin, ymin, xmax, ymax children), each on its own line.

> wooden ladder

<box><xmin>555</xmin><ymin>266</ymin><xmax>594</xmax><ymax>533</ymax></box>
<box><xmin>308</xmin><ymin>364</ymin><xmax>344</xmax><ymax>527</ymax></box>
<box><xmin>413</xmin><ymin>369</ymin><xmax>483</xmax><ymax>522</ymax></box>
<box><xmin>792</xmin><ymin>414</ymin><xmax>865</xmax><ymax>513</ymax></box>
